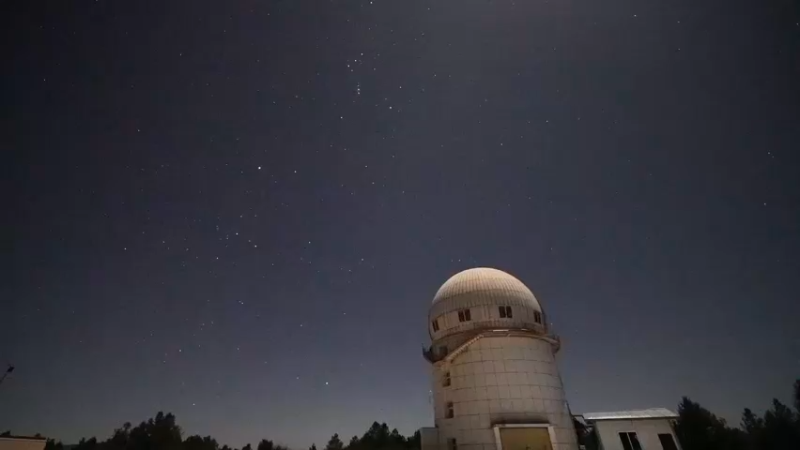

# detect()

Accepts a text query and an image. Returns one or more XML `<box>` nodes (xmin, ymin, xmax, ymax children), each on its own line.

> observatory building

<box><xmin>419</xmin><ymin>268</ymin><xmax>579</xmax><ymax>450</ymax></box>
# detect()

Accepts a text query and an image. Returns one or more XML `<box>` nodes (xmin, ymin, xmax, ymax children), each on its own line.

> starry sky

<box><xmin>3</xmin><ymin>0</ymin><xmax>799</xmax><ymax>448</ymax></box>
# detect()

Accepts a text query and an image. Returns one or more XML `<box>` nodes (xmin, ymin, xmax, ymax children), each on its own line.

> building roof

<box><xmin>0</xmin><ymin>436</ymin><xmax>48</xmax><ymax>441</ymax></box>
<box><xmin>432</xmin><ymin>268</ymin><xmax>540</xmax><ymax>309</ymax></box>
<box><xmin>582</xmin><ymin>408</ymin><xmax>678</xmax><ymax>421</ymax></box>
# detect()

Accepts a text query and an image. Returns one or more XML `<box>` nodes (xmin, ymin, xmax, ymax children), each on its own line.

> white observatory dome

<box><xmin>432</xmin><ymin>267</ymin><xmax>541</xmax><ymax>310</ymax></box>
<box><xmin>428</xmin><ymin>268</ymin><xmax>547</xmax><ymax>341</ymax></box>
<box><xmin>422</xmin><ymin>268</ymin><xmax>578</xmax><ymax>450</ymax></box>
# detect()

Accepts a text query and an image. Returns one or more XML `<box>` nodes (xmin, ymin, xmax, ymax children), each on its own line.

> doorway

<box><xmin>498</xmin><ymin>427</ymin><xmax>553</xmax><ymax>450</ymax></box>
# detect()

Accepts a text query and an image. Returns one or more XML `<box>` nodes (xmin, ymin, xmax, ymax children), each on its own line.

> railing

<box><xmin>422</xmin><ymin>329</ymin><xmax>562</xmax><ymax>364</ymax></box>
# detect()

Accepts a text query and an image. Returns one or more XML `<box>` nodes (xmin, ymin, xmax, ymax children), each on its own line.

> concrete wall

<box><xmin>594</xmin><ymin>419</ymin><xmax>680</xmax><ymax>450</ymax></box>
<box><xmin>420</xmin><ymin>427</ymin><xmax>440</xmax><ymax>450</ymax></box>
<box><xmin>0</xmin><ymin>438</ymin><xmax>47</xmax><ymax>450</ymax></box>
<box><xmin>431</xmin><ymin>335</ymin><xmax>578</xmax><ymax>450</ymax></box>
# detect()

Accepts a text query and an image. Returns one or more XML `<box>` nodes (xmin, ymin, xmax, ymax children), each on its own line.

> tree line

<box><xmin>673</xmin><ymin>379</ymin><xmax>800</xmax><ymax>450</ymax></box>
<box><xmin>7</xmin><ymin>378</ymin><xmax>798</xmax><ymax>450</ymax></box>
<box><xmin>28</xmin><ymin>413</ymin><xmax>419</xmax><ymax>450</ymax></box>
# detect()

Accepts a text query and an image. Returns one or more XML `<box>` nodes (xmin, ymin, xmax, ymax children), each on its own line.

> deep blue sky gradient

<box><xmin>3</xmin><ymin>0</ymin><xmax>799</xmax><ymax>448</ymax></box>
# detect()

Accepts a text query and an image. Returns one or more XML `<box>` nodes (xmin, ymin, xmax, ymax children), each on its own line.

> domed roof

<box><xmin>432</xmin><ymin>267</ymin><xmax>541</xmax><ymax>310</ymax></box>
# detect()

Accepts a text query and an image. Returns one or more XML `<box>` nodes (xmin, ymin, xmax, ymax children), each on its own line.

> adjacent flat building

<box><xmin>0</xmin><ymin>436</ymin><xmax>47</xmax><ymax>450</ymax></box>
<box><xmin>579</xmin><ymin>409</ymin><xmax>681</xmax><ymax>450</ymax></box>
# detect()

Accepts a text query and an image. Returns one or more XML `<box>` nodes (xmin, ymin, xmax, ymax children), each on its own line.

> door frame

<box><xmin>493</xmin><ymin>424</ymin><xmax>556</xmax><ymax>450</ymax></box>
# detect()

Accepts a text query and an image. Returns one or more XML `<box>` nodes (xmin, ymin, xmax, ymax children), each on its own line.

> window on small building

<box><xmin>534</xmin><ymin>311</ymin><xmax>542</xmax><ymax>324</ymax></box>
<box><xmin>619</xmin><ymin>432</ymin><xmax>642</xmax><ymax>450</ymax></box>
<box><xmin>447</xmin><ymin>438</ymin><xmax>457</xmax><ymax>450</ymax></box>
<box><xmin>431</xmin><ymin>319</ymin><xmax>440</xmax><ymax>332</ymax></box>
<box><xmin>657</xmin><ymin>434</ymin><xmax>678</xmax><ymax>450</ymax></box>
<box><xmin>443</xmin><ymin>371</ymin><xmax>451</xmax><ymax>387</ymax></box>
<box><xmin>457</xmin><ymin>309</ymin><xmax>471</xmax><ymax>322</ymax></box>
<box><xmin>445</xmin><ymin>402</ymin><xmax>454</xmax><ymax>418</ymax></box>
<box><xmin>499</xmin><ymin>306</ymin><xmax>512</xmax><ymax>318</ymax></box>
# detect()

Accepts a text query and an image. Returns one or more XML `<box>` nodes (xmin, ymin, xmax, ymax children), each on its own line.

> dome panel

<box><xmin>432</xmin><ymin>267</ymin><xmax>541</xmax><ymax>310</ymax></box>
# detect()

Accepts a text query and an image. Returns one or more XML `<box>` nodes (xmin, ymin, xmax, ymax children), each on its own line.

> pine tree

<box><xmin>325</xmin><ymin>434</ymin><xmax>344</xmax><ymax>450</ymax></box>
<box><xmin>763</xmin><ymin>399</ymin><xmax>800</xmax><ymax>449</ymax></box>
<box><xmin>346</xmin><ymin>436</ymin><xmax>359</xmax><ymax>450</ymax></box>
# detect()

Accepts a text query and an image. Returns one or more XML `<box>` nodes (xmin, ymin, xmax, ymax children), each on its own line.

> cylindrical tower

<box><xmin>422</xmin><ymin>268</ymin><xmax>577</xmax><ymax>450</ymax></box>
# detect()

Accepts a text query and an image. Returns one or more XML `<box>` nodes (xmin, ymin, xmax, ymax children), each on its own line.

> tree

<box><xmin>104</xmin><ymin>422</ymin><xmax>131</xmax><ymax>450</ymax></box>
<box><xmin>741</xmin><ymin>408</ymin><xmax>765</xmax><ymax>450</ymax></box>
<box><xmin>762</xmin><ymin>399</ymin><xmax>800</xmax><ymax>450</ymax></box>
<box><xmin>325</xmin><ymin>434</ymin><xmax>343</xmax><ymax>450</ymax></box>
<box><xmin>795</xmin><ymin>379</ymin><xmax>800</xmax><ymax>443</ymax></box>
<box><xmin>675</xmin><ymin>397</ymin><xmax>745</xmax><ymax>450</ymax></box>
<box><xmin>242</xmin><ymin>444</ymin><xmax>252</xmax><ymax>450</ymax></box>
<box><xmin>389</xmin><ymin>429</ymin><xmax>404</xmax><ymax>446</ymax></box>
<box><xmin>124</xmin><ymin>412</ymin><xmax>182</xmax><ymax>450</ymax></box>
<box><xmin>794</xmin><ymin>378</ymin><xmax>800</xmax><ymax>416</ymax></box>
<box><xmin>74</xmin><ymin>437</ymin><xmax>98</xmax><ymax>450</ymax></box>
<box><xmin>309</xmin><ymin>444</ymin><xmax>317</xmax><ymax>450</ymax></box>
<box><xmin>742</xmin><ymin>408</ymin><xmax>764</xmax><ymax>434</ymax></box>
<box><xmin>360</xmin><ymin>423</ymin><xmax>390</xmax><ymax>449</ymax></box>
<box><xmin>152</xmin><ymin>412</ymin><xmax>183</xmax><ymax>450</ymax></box>
<box><xmin>406</xmin><ymin>431</ymin><xmax>420</xmax><ymax>450</ymax></box>
<box><xmin>257</xmin><ymin>440</ymin><xmax>274</xmax><ymax>450</ymax></box>
<box><xmin>184</xmin><ymin>436</ymin><xmax>219</xmax><ymax>450</ymax></box>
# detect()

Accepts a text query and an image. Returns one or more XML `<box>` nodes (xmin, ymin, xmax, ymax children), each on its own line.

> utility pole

<box><xmin>0</xmin><ymin>364</ymin><xmax>14</xmax><ymax>386</ymax></box>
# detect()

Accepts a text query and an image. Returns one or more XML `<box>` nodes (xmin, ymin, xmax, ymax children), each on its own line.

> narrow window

<box><xmin>447</xmin><ymin>438</ymin><xmax>457</xmax><ymax>450</ymax></box>
<box><xmin>445</xmin><ymin>402</ymin><xmax>454</xmax><ymax>418</ymax></box>
<box><xmin>439</xmin><ymin>345</ymin><xmax>448</xmax><ymax>357</ymax></box>
<box><xmin>534</xmin><ymin>311</ymin><xmax>542</xmax><ymax>324</ymax></box>
<box><xmin>431</xmin><ymin>319</ymin><xmax>440</xmax><ymax>332</ymax></box>
<box><xmin>499</xmin><ymin>306</ymin><xmax>512</xmax><ymax>318</ymax></box>
<box><xmin>657</xmin><ymin>434</ymin><xmax>678</xmax><ymax>450</ymax></box>
<box><xmin>619</xmin><ymin>433</ymin><xmax>632</xmax><ymax>450</ymax></box>
<box><xmin>443</xmin><ymin>371</ymin><xmax>451</xmax><ymax>387</ymax></box>
<box><xmin>458</xmin><ymin>309</ymin><xmax>471</xmax><ymax>322</ymax></box>
<box><xmin>619</xmin><ymin>433</ymin><xmax>642</xmax><ymax>450</ymax></box>
<box><xmin>630</xmin><ymin>433</ymin><xmax>642</xmax><ymax>450</ymax></box>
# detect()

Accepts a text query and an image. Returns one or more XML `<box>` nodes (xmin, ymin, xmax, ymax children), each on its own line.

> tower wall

<box><xmin>431</xmin><ymin>335</ymin><xmax>577</xmax><ymax>450</ymax></box>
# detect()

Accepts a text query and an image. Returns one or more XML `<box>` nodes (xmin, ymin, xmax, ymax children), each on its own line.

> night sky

<box><xmin>3</xmin><ymin>0</ymin><xmax>799</xmax><ymax>448</ymax></box>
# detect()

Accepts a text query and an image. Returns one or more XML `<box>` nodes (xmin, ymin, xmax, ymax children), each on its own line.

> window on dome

<box><xmin>446</xmin><ymin>402</ymin><xmax>454</xmax><ymax>418</ymax></box>
<box><xmin>499</xmin><ymin>306</ymin><xmax>512</xmax><ymax>318</ymax></box>
<box><xmin>458</xmin><ymin>309</ymin><xmax>471</xmax><ymax>322</ymax></box>
<box><xmin>443</xmin><ymin>371</ymin><xmax>451</xmax><ymax>387</ymax></box>
<box><xmin>432</xmin><ymin>319</ymin><xmax>440</xmax><ymax>332</ymax></box>
<box><xmin>447</xmin><ymin>439</ymin><xmax>457</xmax><ymax>450</ymax></box>
<box><xmin>534</xmin><ymin>311</ymin><xmax>542</xmax><ymax>324</ymax></box>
